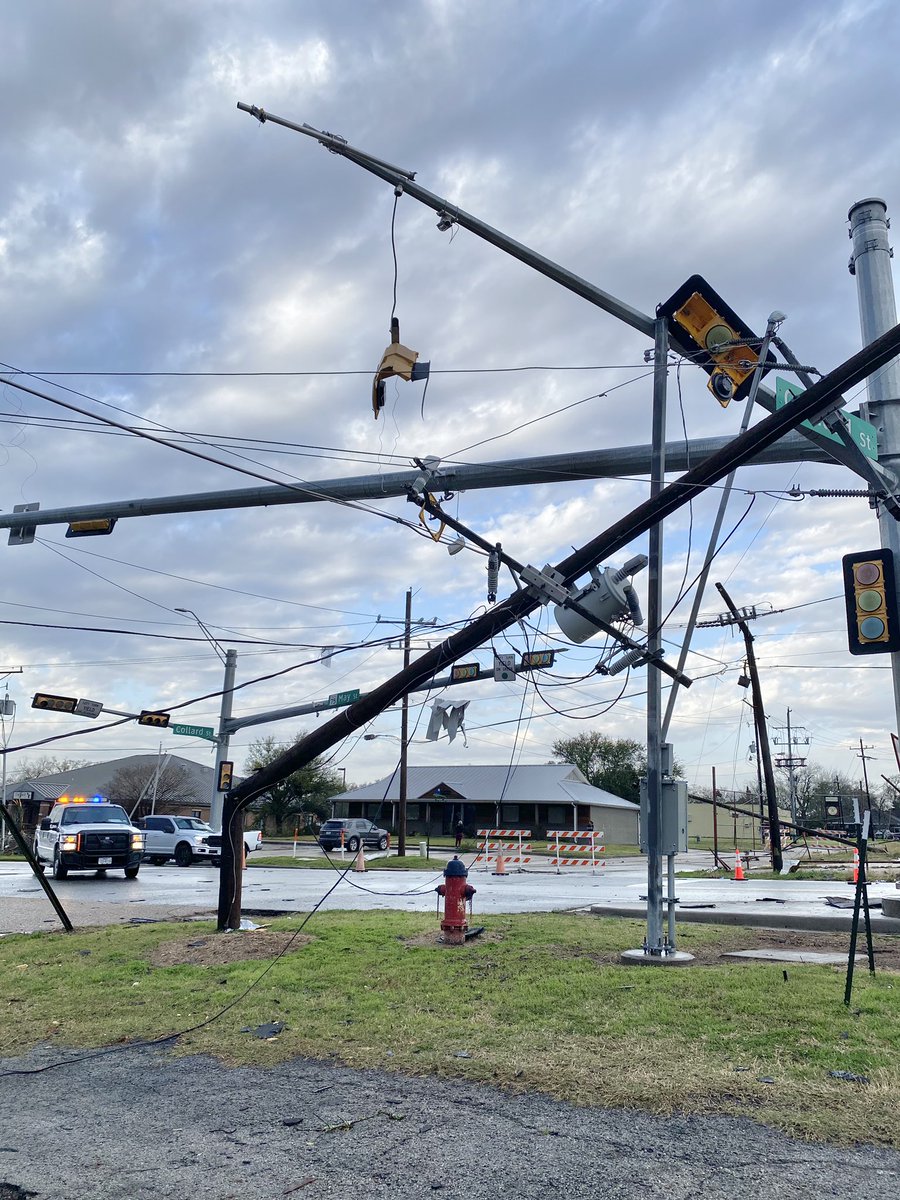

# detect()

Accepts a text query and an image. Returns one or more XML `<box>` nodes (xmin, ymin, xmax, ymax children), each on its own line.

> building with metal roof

<box><xmin>331</xmin><ymin>763</ymin><xmax>639</xmax><ymax>844</ymax></box>
<box><xmin>8</xmin><ymin>754</ymin><xmax>221</xmax><ymax>832</ymax></box>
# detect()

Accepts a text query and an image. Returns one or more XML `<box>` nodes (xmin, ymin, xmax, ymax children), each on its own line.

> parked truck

<box><xmin>137</xmin><ymin>814</ymin><xmax>262</xmax><ymax>866</ymax></box>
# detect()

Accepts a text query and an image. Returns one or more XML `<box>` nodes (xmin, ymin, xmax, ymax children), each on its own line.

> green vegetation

<box><xmin>551</xmin><ymin>731</ymin><xmax>650</xmax><ymax>802</ymax></box>
<box><xmin>244</xmin><ymin>732</ymin><xmax>344</xmax><ymax>831</ymax></box>
<box><xmin>1</xmin><ymin>912</ymin><xmax>898</xmax><ymax>1146</ymax></box>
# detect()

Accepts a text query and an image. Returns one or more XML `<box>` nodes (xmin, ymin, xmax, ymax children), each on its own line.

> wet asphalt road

<box><xmin>1</xmin><ymin>852</ymin><xmax>899</xmax><ymax>934</ymax></box>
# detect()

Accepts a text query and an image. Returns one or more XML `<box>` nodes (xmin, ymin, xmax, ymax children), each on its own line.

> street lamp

<box><xmin>174</xmin><ymin>608</ymin><xmax>235</xmax><ymax>830</ymax></box>
<box><xmin>174</xmin><ymin>607</ymin><xmax>227</xmax><ymax>664</ymax></box>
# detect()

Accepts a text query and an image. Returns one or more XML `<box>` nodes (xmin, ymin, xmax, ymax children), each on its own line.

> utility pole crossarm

<box><xmin>236</xmin><ymin>103</ymin><xmax>656</xmax><ymax>339</ymax></box>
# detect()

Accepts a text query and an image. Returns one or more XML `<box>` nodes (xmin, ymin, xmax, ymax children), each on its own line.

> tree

<box><xmin>551</xmin><ymin>732</ymin><xmax>648</xmax><ymax>803</ymax></box>
<box><xmin>108</xmin><ymin>760</ymin><xmax>198</xmax><ymax>818</ymax></box>
<box><xmin>6</xmin><ymin>755</ymin><xmax>96</xmax><ymax>785</ymax></box>
<box><xmin>244</xmin><ymin>733</ymin><xmax>344</xmax><ymax>833</ymax></box>
<box><xmin>777</xmin><ymin>765</ymin><xmax>859</xmax><ymax>827</ymax></box>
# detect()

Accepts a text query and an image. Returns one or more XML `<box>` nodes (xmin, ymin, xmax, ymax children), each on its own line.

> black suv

<box><xmin>317</xmin><ymin>818</ymin><xmax>389</xmax><ymax>852</ymax></box>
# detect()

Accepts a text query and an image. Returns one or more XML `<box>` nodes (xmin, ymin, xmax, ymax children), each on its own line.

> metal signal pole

<box><xmin>849</xmin><ymin>198</ymin><xmax>900</xmax><ymax>736</ymax></box>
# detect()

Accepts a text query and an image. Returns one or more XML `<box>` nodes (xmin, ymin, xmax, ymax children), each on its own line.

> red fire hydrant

<box><xmin>436</xmin><ymin>855</ymin><xmax>476</xmax><ymax>945</ymax></box>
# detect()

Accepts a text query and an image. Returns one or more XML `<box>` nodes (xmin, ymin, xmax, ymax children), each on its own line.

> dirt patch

<box><xmin>149</xmin><ymin>929</ymin><xmax>313</xmax><ymax>967</ymax></box>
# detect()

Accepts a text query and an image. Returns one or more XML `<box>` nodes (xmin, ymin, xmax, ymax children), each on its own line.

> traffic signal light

<box><xmin>66</xmin><ymin>518</ymin><xmax>117</xmax><ymax>538</ymax></box>
<box><xmin>451</xmin><ymin>663</ymin><xmax>479</xmax><ymax>682</ymax></box>
<box><xmin>657</xmin><ymin>274</ymin><xmax>776</xmax><ymax>406</ymax></box>
<box><xmin>138</xmin><ymin>710</ymin><xmax>170</xmax><ymax>727</ymax></box>
<box><xmin>521</xmin><ymin>650</ymin><xmax>555</xmax><ymax>669</ymax></box>
<box><xmin>217</xmin><ymin>761</ymin><xmax>234</xmax><ymax>792</ymax></box>
<box><xmin>842</xmin><ymin>548</ymin><xmax>900</xmax><ymax>655</ymax></box>
<box><xmin>32</xmin><ymin>692</ymin><xmax>78</xmax><ymax>713</ymax></box>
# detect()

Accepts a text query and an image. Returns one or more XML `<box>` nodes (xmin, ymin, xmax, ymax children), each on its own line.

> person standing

<box><xmin>455</xmin><ymin>819</ymin><xmax>464</xmax><ymax>848</ymax></box>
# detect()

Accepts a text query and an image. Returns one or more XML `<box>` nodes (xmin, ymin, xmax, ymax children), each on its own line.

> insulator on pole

<box><xmin>602</xmin><ymin>647</ymin><xmax>646</xmax><ymax>676</ymax></box>
<box><xmin>487</xmin><ymin>546</ymin><xmax>500</xmax><ymax>603</ymax></box>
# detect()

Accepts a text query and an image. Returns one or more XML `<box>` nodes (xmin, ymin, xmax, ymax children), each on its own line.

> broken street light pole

<box><xmin>216</xmin><ymin>319</ymin><xmax>900</xmax><ymax>929</ymax></box>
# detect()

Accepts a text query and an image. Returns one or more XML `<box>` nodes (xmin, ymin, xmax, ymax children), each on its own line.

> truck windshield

<box><xmin>61</xmin><ymin>806</ymin><xmax>130</xmax><ymax>825</ymax></box>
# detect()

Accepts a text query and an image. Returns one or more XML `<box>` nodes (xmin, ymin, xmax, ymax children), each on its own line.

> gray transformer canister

<box><xmin>639</xmin><ymin>778</ymin><xmax>688</xmax><ymax>854</ymax></box>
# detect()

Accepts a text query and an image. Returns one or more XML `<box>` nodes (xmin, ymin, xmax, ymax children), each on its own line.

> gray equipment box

<box><xmin>639</xmin><ymin>778</ymin><xmax>688</xmax><ymax>854</ymax></box>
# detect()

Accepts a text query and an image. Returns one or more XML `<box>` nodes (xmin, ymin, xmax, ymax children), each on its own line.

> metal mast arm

<box><xmin>236</xmin><ymin>103</ymin><xmax>656</xmax><ymax>338</ymax></box>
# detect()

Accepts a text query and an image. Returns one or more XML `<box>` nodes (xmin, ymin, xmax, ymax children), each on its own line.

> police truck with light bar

<box><xmin>33</xmin><ymin>796</ymin><xmax>144</xmax><ymax>880</ymax></box>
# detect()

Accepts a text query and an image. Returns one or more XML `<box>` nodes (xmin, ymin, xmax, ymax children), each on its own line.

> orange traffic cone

<box><xmin>733</xmin><ymin>849</ymin><xmax>745</xmax><ymax>881</ymax></box>
<box><xmin>353</xmin><ymin>846</ymin><xmax>366</xmax><ymax>873</ymax></box>
<box><xmin>492</xmin><ymin>854</ymin><xmax>507</xmax><ymax>877</ymax></box>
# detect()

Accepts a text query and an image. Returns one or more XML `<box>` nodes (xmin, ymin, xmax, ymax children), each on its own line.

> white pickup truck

<box><xmin>138</xmin><ymin>815</ymin><xmax>262</xmax><ymax>867</ymax></box>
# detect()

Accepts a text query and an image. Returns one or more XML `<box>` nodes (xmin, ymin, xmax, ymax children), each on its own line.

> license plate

<box><xmin>98</xmin><ymin>856</ymin><xmax>113</xmax><ymax>865</ymax></box>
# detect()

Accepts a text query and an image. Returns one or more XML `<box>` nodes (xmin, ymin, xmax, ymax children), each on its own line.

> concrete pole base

<box><xmin>620</xmin><ymin>948</ymin><xmax>695</xmax><ymax>967</ymax></box>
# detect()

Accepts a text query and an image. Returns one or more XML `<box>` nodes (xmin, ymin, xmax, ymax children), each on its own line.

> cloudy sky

<box><xmin>3</xmin><ymin>0</ymin><xmax>900</xmax><ymax>806</ymax></box>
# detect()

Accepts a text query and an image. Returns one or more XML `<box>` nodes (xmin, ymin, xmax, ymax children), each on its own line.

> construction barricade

<box><xmin>474</xmin><ymin>828</ymin><xmax>532</xmax><ymax>873</ymax></box>
<box><xmin>547</xmin><ymin>830</ymin><xmax>606</xmax><ymax>874</ymax></box>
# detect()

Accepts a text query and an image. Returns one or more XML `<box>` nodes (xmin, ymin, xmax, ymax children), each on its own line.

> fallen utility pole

<box><xmin>688</xmin><ymin>792</ymin><xmax>862</xmax><ymax>850</ymax></box>
<box><xmin>0</xmin><ymin>801</ymin><xmax>73</xmax><ymax>932</ymax></box>
<box><xmin>216</xmin><ymin>318</ymin><xmax>900</xmax><ymax>929</ymax></box>
<box><xmin>715</xmin><ymin>582</ymin><xmax>782</xmax><ymax>872</ymax></box>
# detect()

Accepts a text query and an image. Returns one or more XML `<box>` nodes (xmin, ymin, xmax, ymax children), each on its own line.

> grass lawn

<box><xmin>1</xmin><ymin>911</ymin><xmax>898</xmax><ymax>1146</ymax></box>
<box><xmin>248</xmin><ymin>854</ymin><xmax>439</xmax><ymax>871</ymax></box>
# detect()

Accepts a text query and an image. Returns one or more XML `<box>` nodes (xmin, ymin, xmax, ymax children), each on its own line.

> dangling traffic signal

<box><xmin>658</xmin><ymin>274</ymin><xmax>776</xmax><ymax>406</ymax></box>
<box><xmin>842</xmin><ymin>548</ymin><xmax>900</xmax><ymax>655</ymax></box>
<box><xmin>217</xmin><ymin>761</ymin><xmax>234</xmax><ymax>792</ymax></box>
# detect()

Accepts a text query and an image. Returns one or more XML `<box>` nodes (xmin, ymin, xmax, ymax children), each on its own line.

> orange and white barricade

<box><xmin>548</xmin><ymin>830</ymin><xmax>606</xmax><ymax>874</ymax></box>
<box><xmin>474</xmin><ymin>828</ymin><xmax>532</xmax><ymax>873</ymax></box>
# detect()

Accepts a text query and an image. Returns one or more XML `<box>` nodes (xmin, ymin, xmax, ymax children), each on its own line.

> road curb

<box><xmin>588</xmin><ymin>903</ymin><xmax>900</xmax><ymax>934</ymax></box>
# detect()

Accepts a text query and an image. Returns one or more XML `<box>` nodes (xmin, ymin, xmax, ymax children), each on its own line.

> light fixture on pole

<box><xmin>174</xmin><ymin>607</ymin><xmax>234</xmax><ymax>830</ymax></box>
<box><xmin>174</xmin><ymin>607</ymin><xmax>227</xmax><ymax>664</ymax></box>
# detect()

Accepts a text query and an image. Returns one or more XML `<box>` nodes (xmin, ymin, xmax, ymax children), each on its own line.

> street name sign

<box><xmin>171</xmin><ymin>723</ymin><xmax>217</xmax><ymax>741</ymax></box>
<box><xmin>775</xmin><ymin>378</ymin><xmax>878</xmax><ymax>460</ymax></box>
<box><xmin>328</xmin><ymin>689</ymin><xmax>361</xmax><ymax>707</ymax></box>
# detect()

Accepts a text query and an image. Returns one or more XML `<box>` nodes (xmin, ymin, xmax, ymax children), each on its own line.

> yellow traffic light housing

<box><xmin>842</xmin><ymin>548</ymin><xmax>900</xmax><ymax>655</ymax></box>
<box><xmin>66</xmin><ymin>518</ymin><xmax>117</xmax><ymax>538</ymax></box>
<box><xmin>217</xmin><ymin>761</ymin><xmax>234</xmax><ymax>792</ymax></box>
<box><xmin>138</xmin><ymin>710</ymin><xmax>170</xmax><ymax>727</ymax></box>
<box><xmin>372</xmin><ymin>317</ymin><xmax>430</xmax><ymax>418</ymax></box>
<box><xmin>658</xmin><ymin>275</ymin><xmax>776</xmax><ymax>406</ymax></box>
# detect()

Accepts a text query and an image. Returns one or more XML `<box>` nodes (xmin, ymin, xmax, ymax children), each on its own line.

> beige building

<box><xmin>687</xmin><ymin>795</ymin><xmax>789</xmax><ymax>849</ymax></box>
<box><xmin>333</xmin><ymin>763</ymin><xmax>640</xmax><ymax>844</ymax></box>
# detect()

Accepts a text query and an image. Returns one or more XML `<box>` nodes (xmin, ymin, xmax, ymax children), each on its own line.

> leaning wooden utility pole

<box><xmin>715</xmin><ymin>583</ymin><xmax>783</xmax><ymax>872</ymax></box>
<box><xmin>215</xmin><ymin>322</ymin><xmax>900</xmax><ymax>928</ymax></box>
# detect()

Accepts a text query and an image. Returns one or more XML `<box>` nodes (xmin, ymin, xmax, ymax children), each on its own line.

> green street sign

<box><xmin>328</xmin><ymin>689</ymin><xmax>361</xmax><ymax>708</ymax></box>
<box><xmin>775</xmin><ymin>378</ymin><xmax>878</xmax><ymax>461</ymax></box>
<box><xmin>171</xmin><ymin>723</ymin><xmax>217</xmax><ymax>742</ymax></box>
